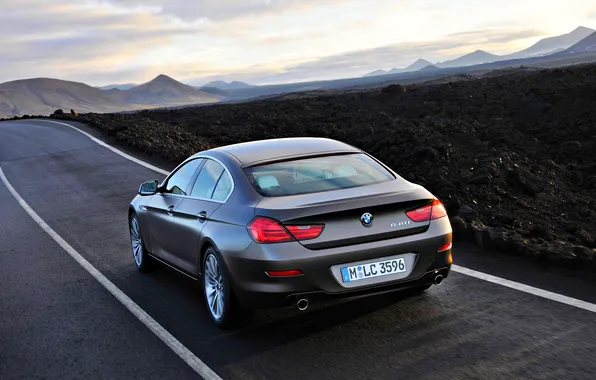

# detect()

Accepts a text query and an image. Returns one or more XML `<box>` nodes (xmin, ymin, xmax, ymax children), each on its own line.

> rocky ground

<box><xmin>47</xmin><ymin>64</ymin><xmax>596</xmax><ymax>270</ymax></box>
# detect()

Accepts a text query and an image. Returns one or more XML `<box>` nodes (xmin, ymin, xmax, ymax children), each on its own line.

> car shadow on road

<box><xmin>125</xmin><ymin>261</ymin><xmax>436</xmax><ymax>336</ymax></box>
<box><xmin>194</xmin><ymin>289</ymin><xmax>436</xmax><ymax>363</ymax></box>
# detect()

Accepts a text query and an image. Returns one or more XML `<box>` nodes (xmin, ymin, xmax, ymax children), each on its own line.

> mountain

<box><xmin>228</xmin><ymin>81</ymin><xmax>254</xmax><ymax>89</ymax></box>
<box><xmin>419</xmin><ymin>64</ymin><xmax>440</xmax><ymax>72</ymax></box>
<box><xmin>363</xmin><ymin>69</ymin><xmax>388</xmax><ymax>77</ymax></box>
<box><xmin>505</xmin><ymin>26</ymin><xmax>595</xmax><ymax>59</ymax></box>
<box><xmin>406</xmin><ymin>59</ymin><xmax>434</xmax><ymax>71</ymax></box>
<box><xmin>198</xmin><ymin>87</ymin><xmax>230</xmax><ymax>98</ymax></box>
<box><xmin>120</xmin><ymin>74</ymin><xmax>219</xmax><ymax>105</ymax></box>
<box><xmin>0</xmin><ymin>75</ymin><xmax>221</xmax><ymax>119</ymax></box>
<box><xmin>437</xmin><ymin>50</ymin><xmax>501</xmax><ymax>68</ymax></box>
<box><xmin>363</xmin><ymin>27</ymin><xmax>595</xmax><ymax>77</ymax></box>
<box><xmin>561</xmin><ymin>31</ymin><xmax>596</xmax><ymax>54</ymax></box>
<box><xmin>365</xmin><ymin>59</ymin><xmax>434</xmax><ymax>77</ymax></box>
<box><xmin>0</xmin><ymin>78</ymin><xmax>139</xmax><ymax>119</ymax></box>
<box><xmin>201</xmin><ymin>80</ymin><xmax>254</xmax><ymax>90</ymax></box>
<box><xmin>98</xmin><ymin>83</ymin><xmax>137</xmax><ymax>90</ymax></box>
<box><xmin>203</xmin><ymin>80</ymin><xmax>228</xmax><ymax>88</ymax></box>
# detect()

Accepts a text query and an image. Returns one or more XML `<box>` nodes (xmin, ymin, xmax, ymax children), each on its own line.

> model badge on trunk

<box><xmin>391</xmin><ymin>220</ymin><xmax>411</xmax><ymax>228</ymax></box>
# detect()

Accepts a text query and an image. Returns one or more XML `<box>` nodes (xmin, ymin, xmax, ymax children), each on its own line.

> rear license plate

<box><xmin>341</xmin><ymin>258</ymin><xmax>406</xmax><ymax>283</ymax></box>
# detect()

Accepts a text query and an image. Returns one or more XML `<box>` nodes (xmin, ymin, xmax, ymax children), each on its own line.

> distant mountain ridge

<box><xmin>0</xmin><ymin>74</ymin><xmax>220</xmax><ymax>119</ymax></box>
<box><xmin>98</xmin><ymin>83</ymin><xmax>137</xmax><ymax>90</ymax></box>
<box><xmin>437</xmin><ymin>50</ymin><xmax>500</xmax><ymax>68</ymax></box>
<box><xmin>201</xmin><ymin>80</ymin><xmax>254</xmax><ymax>90</ymax></box>
<box><xmin>365</xmin><ymin>59</ymin><xmax>434</xmax><ymax>77</ymax></box>
<box><xmin>504</xmin><ymin>26</ymin><xmax>595</xmax><ymax>59</ymax></box>
<box><xmin>562</xmin><ymin>31</ymin><xmax>596</xmax><ymax>54</ymax></box>
<box><xmin>364</xmin><ymin>26</ymin><xmax>595</xmax><ymax>77</ymax></box>
<box><xmin>363</xmin><ymin>69</ymin><xmax>389</xmax><ymax>77</ymax></box>
<box><xmin>405</xmin><ymin>59</ymin><xmax>433</xmax><ymax>71</ymax></box>
<box><xmin>119</xmin><ymin>74</ymin><xmax>216</xmax><ymax>105</ymax></box>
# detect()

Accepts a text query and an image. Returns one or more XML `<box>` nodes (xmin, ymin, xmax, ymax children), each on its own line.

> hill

<box><xmin>505</xmin><ymin>26</ymin><xmax>595</xmax><ymax>59</ymax></box>
<box><xmin>120</xmin><ymin>74</ymin><xmax>218</xmax><ymax>105</ymax></box>
<box><xmin>0</xmin><ymin>75</ymin><xmax>221</xmax><ymax>119</ymax></box>
<box><xmin>419</xmin><ymin>64</ymin><xmax>440</xmax><ymax>72</ymax></box>
<box><xmin>201</xmin><ymin>80</ymin><xmax>254</xmax><ymax>90</ymax></box>
<box><xmin>0</xmin><ymin>78</ymin><xmax>141</xmax><ymax>118</ymax></box>
<box><xmin>363</xmin><ymin>70</ymin><xmax>388</xmax><ymax>77</ymax></box>
<box><xmin>366</xmin><ymin>59</ymin><xmax>434</xmax><ymax>77</ymax></box>
<box><xmin>562</xmin><ymin>31</ymin><xmax>596</xmax><ymax>54</ymax></box>
<box><xmin>198</xmin><ymin>87</ymin><xmax>230</xmax><ymax>98</ymax></box>
<box><xmin>98</xmin><ymin>83</ymin><xmax>137</xmax><ymax>90</ymax></box>
<box><xmin>364</xmin><ymin>27</ymin><xmax>596</xmax><ymax>77</ymax></box>
<box><xmin>437</xmin><ymin>50</ymin><xmax>501</xmax><ymax>68</ymax></box>
<box><xmin>406</xmin><ymin>59</ymin><xmax>434</xmax><ymax>71</ymax></box>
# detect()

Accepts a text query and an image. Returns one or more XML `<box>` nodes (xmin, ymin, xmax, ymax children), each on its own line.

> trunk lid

<box><xmin>254</xmin><ymin>179</ymin><xmax>435</xmax><ymax>249</ymax></box>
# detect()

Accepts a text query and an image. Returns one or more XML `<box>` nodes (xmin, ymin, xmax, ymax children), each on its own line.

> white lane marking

<box><xmin>26</xmin><ymin>120</ymin><xmax>596</xmax><ymax>315</ymax></box>
<box><xmin>0</xmin><ymin>168</ymin><xmax>222</xmax><ymax>380</ymax></box>
<box><xmin>452</xmin><ymin>264</ymin><xmax>596</xmax><ymax>314</ymax></box>
<box><xmin>34</xmin><ymin>119</ymin><xmax>169</xmax><ymax>176</ymax></box>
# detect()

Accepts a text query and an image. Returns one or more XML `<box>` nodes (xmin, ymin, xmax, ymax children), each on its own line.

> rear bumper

<box><xmin>282</xmin><ymin>264</ymin><xmax>451</xmax><ymax>308</ymax></box>
<box><xmin>222</xmin><ymin>217</ymin><xmax>452</xmax><ymax>309</ymax></box>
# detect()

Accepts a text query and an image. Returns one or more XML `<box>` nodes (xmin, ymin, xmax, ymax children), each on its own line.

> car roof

<box><xmin>198</xmin><ymin>137</ymin><xmax>361</xmax><ymax>167</ymax></box>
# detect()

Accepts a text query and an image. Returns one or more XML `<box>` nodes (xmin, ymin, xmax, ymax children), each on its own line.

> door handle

<box><xmin>197</xmin><ymin>211</ymin><xmax>207</xmax><ymax>221</ymax></box>
<box><xmin>167</xmin><ymin>205</ymin><xmax>175</xmax><ymax>216</ymax></box>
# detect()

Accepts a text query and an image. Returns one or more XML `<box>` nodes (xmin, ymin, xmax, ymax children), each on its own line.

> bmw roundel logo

<box><xmin>361</xmin><ymin>212</ymin><xmax>373</xmax><ymax>226</ymax></box>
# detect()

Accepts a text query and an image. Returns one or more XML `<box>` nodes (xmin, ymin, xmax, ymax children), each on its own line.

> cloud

<box><xmin>446</xmin><ymin>28</ymin><xmax>547</xmax><ymax>44</ymax></box>
<box><xmin>255</xmin><ymin>30</ymin><xmax>326</xmax><ymax>45</ymax></box>
<box><xmin>101</xmin><ymin>0</ymin><xmax>346</xmax><ymax>21</ymax></box>
<box><xmin>0</xmin><ymin>1</ymin><xmax>205</xmax><ymax>83</ymax></box>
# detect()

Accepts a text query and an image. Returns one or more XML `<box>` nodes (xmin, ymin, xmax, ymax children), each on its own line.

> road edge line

<box><xmin>451</xmin><ymin>264</ymin><xmax>596</xmax><ymax>313</ymax></box>
<box><xmin>0</xmin><ymin>167</ymin><xmax>223</xmax><ymax>380</ymax></box>
<box><xmin>36</xmin><ymin>119</ymin><xmax>169</xmax><ymax>175</ymax></box>
<box><xmin>29</xmin><ymin>119</ymin><xmax>596</xmax><ymax>315</ymax></box>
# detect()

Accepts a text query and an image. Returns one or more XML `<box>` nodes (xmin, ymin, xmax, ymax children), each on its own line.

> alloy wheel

<box><xmin>204</xmin><ymin>253</ymin><xmax>225</xmax><ymax>321</ymax></box>
<box><xmin>130</xmin><ymin>216</ymin><xmax>143</xmax><ymax>267</ymax></box>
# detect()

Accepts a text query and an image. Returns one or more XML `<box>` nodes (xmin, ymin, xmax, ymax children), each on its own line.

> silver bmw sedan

<box><xmin>128</xmin><ymin>137</ymin><xmax>453</xmax><ymax>328</ymax></box>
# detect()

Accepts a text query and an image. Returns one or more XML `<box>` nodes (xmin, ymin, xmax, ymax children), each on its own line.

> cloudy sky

<box><xmin>1</xmin><ymin>0</ymin><xmax>595</xmax><ymax>86</ymax></box>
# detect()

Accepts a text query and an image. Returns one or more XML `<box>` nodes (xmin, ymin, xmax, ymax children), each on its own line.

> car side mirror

<box><xmin>139</xmin><ymin>179</ymin><xmax>159</xmax><ymax>196</ymax></box>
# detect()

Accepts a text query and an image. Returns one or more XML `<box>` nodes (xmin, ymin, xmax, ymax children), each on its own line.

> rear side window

<box><xmin>190</xmin><ymin>159</ymin><xmax>224</xmax><ymax>199</ymax></box>
<box><xmin>165</xmin><ymin>158</ymin><xmax>203</xmax><ymax>195</ymax></box>
<box><xmin>244</xmin><ymin>153</ymin><xmax>394</xmax><ymax>197</ymax></box>
<box><xmin>212</xmin><ymin>171</ymin><xmax>232</xmax><ymax>201</ymax></box>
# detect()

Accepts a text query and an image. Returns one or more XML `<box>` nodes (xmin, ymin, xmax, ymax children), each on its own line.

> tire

<box><xmin>202</xmin><ymin>247</ymin><xmax>251</xmax><ymax>328</ymax></box>
<box><xmin>129</xmin><ymin>212</ymin><xmax>154</xmax><ymax>272</ymax></box>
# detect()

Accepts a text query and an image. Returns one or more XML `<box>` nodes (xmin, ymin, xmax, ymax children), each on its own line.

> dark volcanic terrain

<box><xmin>48</xmin><ymin>63</ymin><xmax>596</xmax><ymax>270</ymax></box>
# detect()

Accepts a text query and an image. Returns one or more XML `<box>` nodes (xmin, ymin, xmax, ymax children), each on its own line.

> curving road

<box><xmin>1</xmin><ymin>119</ymin><xmax>596</xmax><ymax>380</ymax></box>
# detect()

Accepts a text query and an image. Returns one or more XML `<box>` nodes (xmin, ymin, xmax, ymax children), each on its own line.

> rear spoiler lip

<box><xmin>240</xmin><ymin>149</ymin><xmax>360</xmax><ymax>169</ymax></box>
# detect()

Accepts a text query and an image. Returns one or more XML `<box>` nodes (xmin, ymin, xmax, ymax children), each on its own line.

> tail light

<box><xmin>247</xmin><ymin>217</ymin><xmax>293</xmax><ymax>243</ymax></box>
<box><xmin>285</xmin><ymin>225</ymin><xmax>325</xmax><ymax>240</ymax></box>
<box><xmin>405</xmin><ymin>199</ymin><xmax>447</xmax><ymax>222</ymax></box>
<box><xmin>266</xmin><ymin>269</ymin><xmax>303</xmax><ymax>277</ymax></box>
<box><xmin>247</xmin><ymin>216</ymin><xmax>324</xmax><ymax>243</ymax></box>
<box><xmin>438</xmin><ymin>241</ymin><xmax>452</xmax><ymax>252</ymax></box>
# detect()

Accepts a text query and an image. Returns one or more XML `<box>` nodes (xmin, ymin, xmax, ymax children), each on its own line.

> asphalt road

<box><xmin>1</xmin><ymin>119</ymin><xmax>595</xmax><ymax>380</ymax></box>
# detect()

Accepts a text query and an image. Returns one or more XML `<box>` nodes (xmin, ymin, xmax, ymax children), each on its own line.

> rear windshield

<box><xmin>243</xmin><ymin>153</ymin><xmax>394</xmax><ymax>196</ymax></box>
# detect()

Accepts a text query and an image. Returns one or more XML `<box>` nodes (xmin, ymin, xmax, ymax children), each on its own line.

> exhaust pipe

<box><xmin>434</xmin><ymin>274</ymin><xmax>443</xmax><ymax>285</ymax></box>
<box><xmin>296</xmin><ymin>298</ymin><xmax>309</xmax><ymax>311</ymax></box>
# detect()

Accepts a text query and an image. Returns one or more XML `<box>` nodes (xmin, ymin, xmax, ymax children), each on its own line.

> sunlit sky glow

<box><xmin>1</xmin><ymin>0</ymin><xmax>595</xmax><ymax>86</ymax></box>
